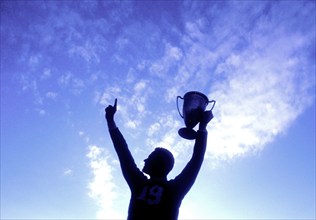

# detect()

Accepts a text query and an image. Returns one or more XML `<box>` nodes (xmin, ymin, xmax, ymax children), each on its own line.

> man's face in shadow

<box><xmin>142</xmin><ymin>148</ymin><xmax>174</xmax><ymax>178</ymax></box>
<box><xmin>142</xmin><ymin>152</ymin><xmax>159</xmax><ymax>175</ymax></box>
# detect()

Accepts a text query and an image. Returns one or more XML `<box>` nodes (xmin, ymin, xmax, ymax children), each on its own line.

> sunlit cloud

<box><xmin>86</xmin><ymin>145</ymin><xmax>123</xmax><ymax>219</ymax></box>
<box><xmin>146</xmin><ymin>2</ymin><xmax>315</xmax><ymax>168</ymax></box>
<box><xmin>203</xmin><ymin>25</ymin><xmax>315</xmax><ymax>166</ymax></box>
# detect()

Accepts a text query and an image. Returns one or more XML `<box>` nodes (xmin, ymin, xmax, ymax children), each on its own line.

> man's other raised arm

<box><xmin>174</xmin><ymin>110</ymin><xmax>213</xmax><ymax>196</ymax></box>
<box><xmin>105</xmin><ymin>99</ymin><xmax>144</xmax><ymax>187</ymax></box>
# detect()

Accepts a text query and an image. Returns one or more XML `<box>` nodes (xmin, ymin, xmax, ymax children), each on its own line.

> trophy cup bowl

<box><xmin>177</xmin><ymin>91</ymin><xmax>215</xmax><ymax>140</ymax></box>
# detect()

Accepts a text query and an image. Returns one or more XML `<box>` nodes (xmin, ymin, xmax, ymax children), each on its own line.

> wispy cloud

<box><xmin>68</xmin><ymin>40</ymin><xmax>101</xmax><ymax>63</ymax></box>
<box><xmin>63</xmin><ymin>168</ymin><xmax>73</xmax><ymax>176</ymax></box>
<box><xmin>93</xmin><ymin>1</ymin><xmax>314</xmax><ymax>168</ymax></box>
<box><xmin>149</xmin><ymin>43</ymin><xmax>183</xmax><ymax>78</ymax></box>
<box><xmin>145</xmin><ymin>1</ymin><xmax>315</xmax><ymax>168</ymax></box>
<box><xmin>41</xmin><ymin>68</ymin><xmax>52</xmax><ymax>80</ymax></box>
<box><xmin>4</xmin><ymin>0</ymin><xmax>313</xmax><ymax>173</ymax></box>
<box><xmin>45</xmin><ymin>91</ymin><xmax>57</xmax><ymax>100</ymax></box>
<box><xmin>95</xmin><ymin>79</ymin><xmax>153</xmax><ymax>132</ymax></box>
<box><xmin>58</xmin><ymin>72</ymin><xmax>86</xmax><ymax>95</ymax></box>
<box><xmin>86</xmin><ymin>145</ymin><xmax>123</xmax><ymax>219</ymax></box>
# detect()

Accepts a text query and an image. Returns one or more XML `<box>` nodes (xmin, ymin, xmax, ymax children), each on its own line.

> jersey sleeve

<box><xmin>109</xmin><ymin>127</ymin><xmax>146</xmax><ymax>188</ymax></box>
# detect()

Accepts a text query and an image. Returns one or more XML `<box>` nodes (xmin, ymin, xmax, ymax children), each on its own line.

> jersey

<box><xmin>109</xmin><ymin>127</ymin><xmax>207</xmax><ymax>220</ymax></box>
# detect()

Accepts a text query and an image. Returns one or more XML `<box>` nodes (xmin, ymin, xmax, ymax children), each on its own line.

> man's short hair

<box><xmin>153</xmin><ymin>147</ymin><xmax>175</xmax><ymax>175</ymax></box>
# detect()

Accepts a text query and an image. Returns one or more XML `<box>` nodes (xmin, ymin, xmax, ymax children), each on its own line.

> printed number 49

<box><xmin>137</xmin><ymin>185</ymin><xmax>164</xmax><ymax>205</ymax></box>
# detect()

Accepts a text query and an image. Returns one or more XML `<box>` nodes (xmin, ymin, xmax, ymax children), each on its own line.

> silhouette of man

<box><xmin>105</xmin><ymin>98</ymin><xmax>213</xmax><ymax>220</ymax></box>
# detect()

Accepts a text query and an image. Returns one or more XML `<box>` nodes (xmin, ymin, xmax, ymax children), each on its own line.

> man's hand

<box><xmin>105</xmin><ymin>98</ymin><xmax>117</xmax><ymax>122</ymax></box>
<box><xmin>199</xmin><ymin>110</ymin><xmax>214</xmax><ymax>130</ymax></box>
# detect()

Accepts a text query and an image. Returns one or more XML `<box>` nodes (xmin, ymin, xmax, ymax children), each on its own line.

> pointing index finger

<box><xmin>114</xmin><ymin>98</ymin><xmax>117</xmax><ymax>109</ymax></box>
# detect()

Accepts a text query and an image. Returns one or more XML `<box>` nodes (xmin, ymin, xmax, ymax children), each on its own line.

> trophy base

<box><xmin>178</xmin><ymin>127</ymin><xmax>197</xmax><ymax>140</ymax></box>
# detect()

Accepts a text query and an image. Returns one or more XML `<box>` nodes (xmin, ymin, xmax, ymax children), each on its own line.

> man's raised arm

<box><xmin>105</xmin><ymin>99</ymin><xmax>144</xmax><ymax>186</ymax></box>
<box><xmin>174</xmin><ymin>110</ymin><xmax>214</xmax><ymax>195</ymax></box>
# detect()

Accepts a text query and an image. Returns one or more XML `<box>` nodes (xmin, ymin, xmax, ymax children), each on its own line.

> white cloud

<box><xmin>184</xmin><ymin>20</ymin><xmax>206</xmax><ymax>43</ymax></box>
<box><xmin>97</xmin><ymin>86</ymin><xmax>122</xmax><ymax>106</ymax></box>
<box><xmin>137</xmin><ymin>60</ymin><xmax>147</xmax><ymax>71</ymax></box>
<box><xmin>58</xmin><ymin>72</ymin><xmax>86</xmax><ymax>95</ymax></box>
<box><xmin>125</xmin><ymin>119</ymin><xmax>138</xmax><ymax>129</ymax></box>
<box><xmin>37</xmin><ymin>108</ymin><xmax>46</xmax><ymax>116</ymax></box>
<box><xmin>58</xmin><ymin>72</ymin><xmax>73</xmax><ymax>87</ymax></box>
<box><xmin>86</xmin><ymin>145</ymin><xmax>123</xmax><ymax>219</ymax></box>
<box><xmin>128</xmin><ymin>3</ymin><xmax>315</xmax><ymax>171</ymax></box>
<box><xmin>148</xmin><ymin>122</ymin><xmax>161</xmax><ymax>137</ymax></box>
<box><xmin>78</xmin><ymin>130</ymin><xmax>90</xmax><ymax>143</ymax></box>
<box><xmin>166</xmin><ymin>44</ymin><xmax>183</xmax><ymax>61</ymax></box>
<box><xmin>68</xmin><ymin>41</ymin><xmax>101</xmax><ymax>63</ymax></box>
<box><xmin>146</xmin><ymin>113</ymin><xmax>188</xmax><ymax>163</ymax></box>
<box><xmin>63</xmin><ymin>168</ymin><xmax>73</xmax><ymax>176</ymax></box>
<box><xmin>28</xmin><ymin>54</ymin><xmax>42</xmax><ymax>67</ymax></box>
<box><xmin>134</xmin><ymin>80</ymin><xmax>147</xmax><ymax>93</ymax></box>
<box><xmin>71</xmin><ymin>78</ymin><xmax>85</xmax><ymax>95</ymax></box>
<box><xmin>41</xmin><ymin>68</ymin><xmax>51</xmax><ymax>80</ymax></box>
<box><xmin>20</xmin><ymin>75</ymin><xmax>37</xmax><ymax>92</ymax></box>
<box><xmin>149</xmin><ymin>43</ymin><xmax>183</xmax><ymax>78</ymax></box>
<box><xmin>165</xmin><ymin>87</ymin><xmax>182</xmax><ymax>103</ymax></box>
<box><xmin>203</xmin><ymin>31</ymin><xmax>315</xmax><ymax>166</ymax></box>
<box><xmin>96</xmin><ymin>84</ymin><xmax>147</xmax><ymax>132</ymax></box>
<box><xmin>46</xmin><ymin>91</ymin><xmax>57</xmax><ymax>100</ymax></box>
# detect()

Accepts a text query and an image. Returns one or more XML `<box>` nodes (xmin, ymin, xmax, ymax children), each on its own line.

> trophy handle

<box><xmin>208</xmin><ymin>100</ymin><xmax>216</xmax><ymax>111</ymax></box>
<box><xmin>177</xmin><ymin>96</ymin><xmax>184</xmax><ymax>118</ymax></box>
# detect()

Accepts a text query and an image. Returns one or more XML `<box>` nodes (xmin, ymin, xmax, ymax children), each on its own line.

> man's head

<box><xmin>142</xmin><ymin>147</ymin><xmax>175</xmax><ymax>178</ymax></box>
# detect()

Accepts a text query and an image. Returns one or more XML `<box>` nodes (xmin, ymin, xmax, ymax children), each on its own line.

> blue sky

<box><xmin>1</xmin><ymin>1</ymin><xmax>315</xmax><ymax>219</ymax></box>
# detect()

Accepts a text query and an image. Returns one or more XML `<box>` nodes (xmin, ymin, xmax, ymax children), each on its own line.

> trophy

<box><xmin>177</xmin><ymin>91</ymin><xmax>215</xmax><ymax>139</ymax></box>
